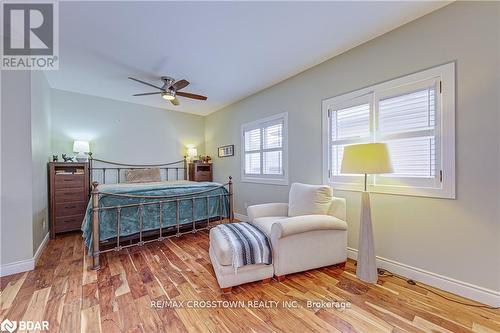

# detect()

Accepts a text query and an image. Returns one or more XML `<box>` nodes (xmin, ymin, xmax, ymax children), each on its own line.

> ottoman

<box><xmin>209</xmin><ymin>226</ymin><xmax>274</xmax><ymax>293</ymax></box>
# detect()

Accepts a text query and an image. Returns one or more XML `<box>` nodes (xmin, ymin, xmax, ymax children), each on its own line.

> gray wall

<box><xmin>1</xmin><ymin>71</ymin><xmax>34</xmax><ymax>265</ymax></box>
<box><xmin>51</xmin><ymin>90</ymin><xmax>205</xmax><ymax>164</ymax></box>
<box><xmin>205</xmin><ymin>2</ymin><xmax>500</xmax><ymax>292</ymax></box>
<box><xmin>31</xmin><ymin>72</ymin><xmax>52</xmax><ymax>253</ymax></box>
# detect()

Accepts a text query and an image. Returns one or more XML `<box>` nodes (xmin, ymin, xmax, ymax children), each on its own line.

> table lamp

<box><xmin>187</xmin><ymin>146</ymin><xmax>198</xmax><ymax>161</ymax></box>
<box><xmin>73</xmin><ymin>140</ymin><xmax>90</xmax><ymax>162</ymax></box>
<box><xmin>341</xmin><ymin>143</ymin><xmax>392</xmax><ymax>283</ymax></box>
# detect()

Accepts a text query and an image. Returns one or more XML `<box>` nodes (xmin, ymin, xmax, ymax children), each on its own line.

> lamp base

<box><xmin>75</xmin><ymin>152</ymin><xmax>88</xmax><ymax>162</ymax></box>
<box><xmin>356</xmin><ymin>191</ymin><xmax>378</xmax><ymax>283</ymax></box>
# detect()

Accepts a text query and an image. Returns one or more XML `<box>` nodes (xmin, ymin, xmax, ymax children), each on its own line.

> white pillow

<box><xmin>288</xmin><ymin>183</ymin><xmax>333</xmax><ymax>217</ymax></box>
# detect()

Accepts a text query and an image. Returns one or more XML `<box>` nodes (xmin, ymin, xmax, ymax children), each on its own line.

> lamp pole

<box><xmin>357</xmin><ymin>176</ymin><xmax>377</xmax><ymax>283</ymax></box>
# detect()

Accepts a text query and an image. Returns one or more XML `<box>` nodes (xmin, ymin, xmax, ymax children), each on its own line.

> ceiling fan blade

<box><xmin>176</xmin><ymin>91</ymin><xmax>207</xmax><ymax>100</ymax></box>
<box><xmin>171</xmin><ymin>79</ymin><xmax>189</xmax><ymax>91</ymax></box>
<box><xmin>170</xmin><ymin>98</ymin><xmax>180</xmax><ymax>106</ymax></box>
<box><xmin>133</xmin><ymin>92</ymin><xmax>162</xmax><ymax>96</ymax></box>
<box><xmin>128</xmin><ymin>77</ymin><xmax>163</xmax><ymax>90</ymax></box>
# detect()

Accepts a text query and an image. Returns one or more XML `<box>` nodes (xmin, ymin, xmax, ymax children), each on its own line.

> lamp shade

<box><xmin>73</xmin><ymin>140</ymin><xmax>90</xmax><ymax>153</ymax></box>
<box><xmin>187</xmin><ymin>147</ymin><xmax>198</xmax><ymax>158</ymax></box>
<box><xmin>341</xmin><ymin>143</ymin><xmax>393</xmax><ymax>174</ymax></box>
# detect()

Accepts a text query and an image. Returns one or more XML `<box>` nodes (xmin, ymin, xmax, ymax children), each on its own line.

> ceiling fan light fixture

<box><xmin>161</xmin><ymin>91</ymin><xmax>175</xmax><ymax>101</ymax></box>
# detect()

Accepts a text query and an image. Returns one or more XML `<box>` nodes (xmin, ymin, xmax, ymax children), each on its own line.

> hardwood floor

<box><xmin>1</xmin><ymin>230</ymin><xmax>499</xmax><ymax>333</ymax></box>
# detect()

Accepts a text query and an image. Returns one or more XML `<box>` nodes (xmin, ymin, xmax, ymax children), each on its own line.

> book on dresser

<box><xmin>48</xmin><ymin>162</ymin><xmax>89</xmax><ymax>238</ymax></box>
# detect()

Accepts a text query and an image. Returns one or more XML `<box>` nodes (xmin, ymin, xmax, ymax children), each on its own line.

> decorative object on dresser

<box><xmin>73</xmin><ymin>140</ymin><xmax>90</xmax><ymax>162</ymax></box>
<box><xmin>48</xmin><ymin>162</ymin><xmax>89</xmax><ymax>239</ymax></box>
<box><xmin>189</xmin><ymin>161</ymin><xmax>213</xmax><ymax>182</ymax></box>
<box><xmin>218</xmin><ymin>144</ymin><xmax>234</xmax><ymax>158</ymax></box>
<box><xmin>61</xmin><ymin>153</ymin><xmax>74</xmax><ymax>162</ymax></box>
<box><xmin>341</xmin><ymin>143</ymin><xmax>393</xmax><ymax>283</ymax></box>
<box><xmin>199</xmin><ymin>155</ymin><xmax>212</xmax><ymax>163</ymax></box>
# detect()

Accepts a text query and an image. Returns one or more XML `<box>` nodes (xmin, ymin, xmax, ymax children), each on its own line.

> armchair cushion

<box><xmin>271</xmin><ymin>215</ymin><xmax>347</xmax><ymax>239</ymax></box>
<box><xmin>247</xmin><ymin>203</ymin><xmax>288</xmax><ymax>221</ymax></box>
<box><xmin>328</xmin><ymin>197</ymin><xmax>347</xmax><ymax>221</ymax></box>
<box><xmin>288</xmin><ymin>183</ymin><xmax>333</xmax><ymax>217</ymax></box>
<box><xmin>252</xmin><ymin>216</ymin><xmax>288</xmax><ymax>237</ymax></box>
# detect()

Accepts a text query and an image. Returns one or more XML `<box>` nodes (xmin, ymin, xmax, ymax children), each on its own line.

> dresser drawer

<box><xmin>196</xmin><ymin>172</ymin><xmax>212</xmax><ymax>181</ymax></box>
<box><xmin>55</xmin><ymin>174</ymin><xmax>85</xmax><ymax>188</ymax></box>
<box><xmin>56</xmin><ymin>202</ymin><xmax>87</xmax><ymax>217</ymax></box>
<box><xmin>55</xmin><ymin>188</ymin><xmax>87</xmax><ymax>203</ymax></box>
<box><xmin>55</xmin><ymin>214</ymin><xmax>84</xmax><ymax>233</ymax></box>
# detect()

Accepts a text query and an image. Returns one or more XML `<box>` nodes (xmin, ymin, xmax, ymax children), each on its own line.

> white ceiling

<box><xmin>46</xmin><ymin>1</ymin><xmax>449</xmax><ymax>115</ymax></box>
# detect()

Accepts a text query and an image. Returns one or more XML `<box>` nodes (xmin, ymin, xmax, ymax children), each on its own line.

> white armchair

<box><xmin>247</xmin><ymin>183</ymin><xmax>347</xmax><ymax>279</ymax></box>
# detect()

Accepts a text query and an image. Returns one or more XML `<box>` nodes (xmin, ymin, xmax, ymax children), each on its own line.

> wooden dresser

<box><xmin>48</xmin><ymin>162</ymin><xmax>89</xmax><ymax>238</ymax></box>
<box><xmin>188</xmin><ymin>162</ymin><xmax>213</xmax><ymax>182</ymax></box>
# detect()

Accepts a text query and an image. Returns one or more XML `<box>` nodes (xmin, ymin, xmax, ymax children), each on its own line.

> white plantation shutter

<box><xmin>264</xmin><ymin>123</ymin><xmax>282</xmax><ymax>149</ymax></box>
<box><xmin>384</xmin><ymin>137</ymin><xmax>436</xmax><ymax>177</ymax></box>
<box><xmin>245</xmin><ymin>128</ymin><xmax>261</xmax><ymax>151</ymax></box>
<box><xmin>378</xmin><ymin>88</ymin><xmax>435</xmax><ymax>133</ymax></box>
<box><xmin>242</xmin><ymin>113</ymin><xmax>288</xmax><ymax>184</ymax></box>
<box><xmin>377</xmin><ymin>85</ymin><xmax>438</xmax><ymax>180</ymax></box>
<box><xmin>330</xmin><ymin>98</ymin><xmax>371</xmax><ymax>176</ymax></box>
<box><xmin>263</xmin><ymin>122</ymin><xmax>283</xmax><ymax>175</ymax></box>
<box><xmin>332</xmin><ymin>104</ymin><xmax>371</xmax><ymax>141</ymax></box>
<box><xmin>263</xmin><ymin>151</ymin><xmax>282</xmax><ymax>174</ymax></box>
<box><xmin>245</xmin><ymin>152</ymin><xmax>260</xmax><ymax>174</ymax></box>
<box><xmin>374</xmin><ymin>80</ymin><xmax>442</xmax><ymax>189</ymax></box>
<box><xmin>323</xmin><ymin>62</ymin><xmax>455</xmax><ymax>198</ymax></box>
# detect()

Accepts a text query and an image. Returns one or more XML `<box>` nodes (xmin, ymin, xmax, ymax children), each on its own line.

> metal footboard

<box><xmin>91</xmin><ymin>177</ymin><xmax>233</xmax><ymax>270</ymax></box>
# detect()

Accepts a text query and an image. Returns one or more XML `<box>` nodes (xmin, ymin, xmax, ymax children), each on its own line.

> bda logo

<box><xmin>0</xmin><ymin>319</ymin><xmax>17</xmax><ymax>333</ymax></box>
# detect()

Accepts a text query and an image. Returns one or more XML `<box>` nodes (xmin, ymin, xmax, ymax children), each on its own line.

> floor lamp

<box><xmin>341</xmin><ymin>143</ymin><xmax>393</xmax><ymax>283</ymax></box>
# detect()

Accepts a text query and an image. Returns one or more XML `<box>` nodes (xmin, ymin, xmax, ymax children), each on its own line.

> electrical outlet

<box><xmin>42</xmin><ymin>218</ymin><xmax>46</xmax><ymax>229</ymax></box>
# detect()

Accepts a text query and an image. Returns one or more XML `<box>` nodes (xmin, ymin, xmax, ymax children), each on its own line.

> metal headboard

<box><xmin>88</xmin><ymin>152</ymin><xmax>188</xmax><ymax>188</ymax></box>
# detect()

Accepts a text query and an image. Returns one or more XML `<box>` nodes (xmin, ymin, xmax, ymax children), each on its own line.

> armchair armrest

<box><xmin>247</xmin><ymin>203</ymin><xmax>289</xmax><ymax>221</ymax></box>
<box><xmin>271</xmin><ymin>215</ymin><xmax>347</xmax><ymax>239</ymax></box>
<box><xmin>328</xmin><ymin>197</ymin><xmax>347</xmax><ymax>221</ymax></box>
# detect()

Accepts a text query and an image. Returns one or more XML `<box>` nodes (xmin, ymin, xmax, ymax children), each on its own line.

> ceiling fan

<box><xmin>128</xmin><ymin>76</ymin><xmax>207</xmax><ymax>106</ymax></box>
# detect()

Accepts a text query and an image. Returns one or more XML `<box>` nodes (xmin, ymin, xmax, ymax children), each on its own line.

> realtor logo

<box><xmin>0</xmin><ymin>319</ymin><xmax>17</xmax><ymax>333</ymax></box>
<box><xmin>1</xmin><ymin>1</ymin><xmax>59</xmax><ymax>70</ymax></box>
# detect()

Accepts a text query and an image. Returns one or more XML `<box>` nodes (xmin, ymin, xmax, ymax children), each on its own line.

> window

<box><xmin>322</xmin><ymin>63</ymin><xmax>455</xmax><ymax>198</ymax></box>
<box><xmin>241</xmin><ymin>112</ymin><xmax>288</xmax><ymax>185</ymax></box>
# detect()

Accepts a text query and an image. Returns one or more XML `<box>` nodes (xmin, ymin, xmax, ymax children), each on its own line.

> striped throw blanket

<box><xmin>215</xmin><ymin>222</ymin><xmax>272</xmax><ymax>269</ymax></box>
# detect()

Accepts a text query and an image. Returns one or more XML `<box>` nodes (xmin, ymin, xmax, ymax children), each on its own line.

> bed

<box><xmin>84</xmin><ymin>155</ymin><xmax>234</xmax><ymax>270</ymax></box>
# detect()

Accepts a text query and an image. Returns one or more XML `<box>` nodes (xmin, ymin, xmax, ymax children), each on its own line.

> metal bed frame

<box><xmin>88</xmin><ymin>154</ymin><xmax>234</xmax><ymax>270</ymax></box>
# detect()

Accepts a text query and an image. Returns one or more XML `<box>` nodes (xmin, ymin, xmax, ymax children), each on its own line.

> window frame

<box><xmin>241</xmin><ymin>112</ymin><xmax>289</xmax><ymax>186</ymax></box>
<box><xmin>322</xmin><ymin>62</ymin><xmax>455</xmax><ymax>199</ymax></box>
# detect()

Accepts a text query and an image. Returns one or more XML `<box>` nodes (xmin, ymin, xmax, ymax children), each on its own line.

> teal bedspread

<box><xmin>81</xmin><ymin>181</ymin><xmax>229</xmax><ymax>254</ymax></box>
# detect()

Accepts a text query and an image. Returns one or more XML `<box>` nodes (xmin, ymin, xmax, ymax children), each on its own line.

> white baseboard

<box><xmin>34</xmin><ymin>232</ymin><xmax>50</xmax><ymax>264</ymax></box>
<box><xmin>347</xmin><ymin>247</ymin><xmax>500</xmax><ymax>307</ymax></box>
<box><xmin>0</xmin><ymin>232</ymin><xmax>49</xmax><ymax>277</ymax></box>
<box><xmin>0</xmin><ymin>258</ymin><xmax>35</xmax><ymax>277</ymax></box>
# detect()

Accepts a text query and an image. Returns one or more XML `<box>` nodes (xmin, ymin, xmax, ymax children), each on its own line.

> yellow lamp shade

<box><xmin>187</xmin><ymin>147</ymin><xmax>198</xmax><ymax>158</ymax></box>
<box><xmin>341</xmin><ymin>143</ymin><xmax>393</xmax><ymax>174</ymax></box>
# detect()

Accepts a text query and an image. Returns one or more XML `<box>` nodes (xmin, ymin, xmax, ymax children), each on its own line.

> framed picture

<box><xmin>218</xmin><ymin>144</ymin><xmax>234</xmax><ymax>158</ymax></box>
